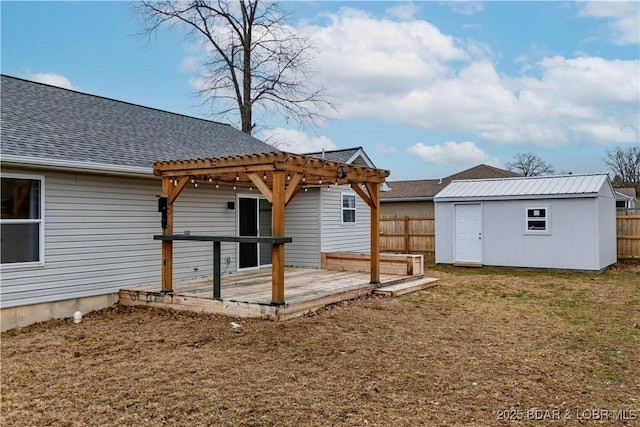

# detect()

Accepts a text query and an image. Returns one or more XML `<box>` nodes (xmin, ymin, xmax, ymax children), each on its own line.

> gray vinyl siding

<box><xmin>1</xmin><ymin>168</ymin><xmax>238</xmax><ymax>308</ymax></box>
<box><xmin>381</xmin><ymin>201</ymin><xmax>434</xmax><ymax>218</ymax></box>
<box><xmin>320</xmin><ymin>186</ymin><xmax>370</xmax><ymax>253</ymax></box>
<box><xmin>284</xmin><ymin>188</ymin><xmax>321</xmax><ymax>268</ymax></box>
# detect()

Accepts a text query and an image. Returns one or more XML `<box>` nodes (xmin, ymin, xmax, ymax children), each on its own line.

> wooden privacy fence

<box><xmin>381</xmin><ymin>215</ymin><xmax>640</xmax><ymax>260</ymax></box>
<box><xmin>617</xmin><ymin>215</ymin><xmax>640</xmax><ymax>260</ymax></box>
<box><xmin>380</xmin><ymin>216</ymin><xmax>435</xmax><ymax>258</ymax></box>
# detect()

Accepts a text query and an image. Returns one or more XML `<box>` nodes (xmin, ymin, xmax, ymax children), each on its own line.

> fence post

<box><xmin>404</xmin><ymin>216</ymin><xmax>410</xmax><ymax>253</ymax></box>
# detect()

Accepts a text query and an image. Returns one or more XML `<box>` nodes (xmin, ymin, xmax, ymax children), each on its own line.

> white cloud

<box><xmin>179</xmin><ymin>56</ymin><xmax>199</xmax><ymax>73</ymax></box>
<box><xmin>579</xmin><ymin>1</ymin><xmax>640</xmax><ymax>45</ymax></box>
<box><xmin>406</xmin><ymin>141</ymin><xmax>500</xmax><ymax>166</ymax></box>
<box><xmin>260</xmin><ymin>128</ymin><xmax>337</xmax><ymax>153</ymax></box>
<box><xmin>385</xmin><ymin>2</ymin><xmax>419</xmax><ymax>21</ymax></box>
<box><xmin>449</xmin><ymin>2</ymin><xmax>485</xmax><ymax>16</ymax></box>
<box><xmin>308</xmin><ymin>8</ymin><xmax>468</xmax><ymax>101</ymax></box>
<box><xmin>301</xmin><ymin>7</ymin><xmax>638</xmax><ymax>147</ymax></box>
<box><xmin>375</xmin><ymin>143</ymin><xmax>396</xmax><ymax>154</ymax></box>
<box><xmin>29</xmin><ymin>72</ymin><xmax>75</xmax><ymax>90</ymax></box>
<box><xmin>179</xmin><ymin>6</ymin><xmax>638</xmax><ymax>149</ymax></box>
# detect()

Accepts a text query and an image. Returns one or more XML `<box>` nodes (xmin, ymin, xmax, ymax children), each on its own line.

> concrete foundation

<box><xmin>1</xmin><ymin>294</ymin><xmax>119</xmax><ymax>332</ymax></box>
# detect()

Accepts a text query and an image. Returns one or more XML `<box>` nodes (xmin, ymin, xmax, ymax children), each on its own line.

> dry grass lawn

<box><xmin>2</xmin><ymin>263</ymin><xmax>639</xmax><ymax>426</ymax></box>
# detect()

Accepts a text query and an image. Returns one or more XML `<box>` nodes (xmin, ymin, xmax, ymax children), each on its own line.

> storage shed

<box><xmin>434</xmin><ymin>174</ymin><xmax>617</xmax><ymax>271</ymax></box>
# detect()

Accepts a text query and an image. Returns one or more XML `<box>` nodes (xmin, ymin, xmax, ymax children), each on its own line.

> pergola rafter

<box><xmin>152</xmin><ymin>151</ymin><xmax>390</xmax><ymax>305</ymax></box>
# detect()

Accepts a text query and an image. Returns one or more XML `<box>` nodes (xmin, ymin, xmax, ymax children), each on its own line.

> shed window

<box><xmin>526</xmin><ymin>207</ymin><xmax>548</xmax><ymax>232</ymax></box>
<box><xmin>616</xmin><ymin>200</ymin><xmax>626</xmax><ymax>208</ymax></box>
<box><xmin>1</xmin><ymin>175</ymin><xmax>44</xmax><ymax>265</ymax></box>
<box><xmin>342</xmin><ymin>194</ymin><xmax>356</xmax><ymax>224</ymax></box>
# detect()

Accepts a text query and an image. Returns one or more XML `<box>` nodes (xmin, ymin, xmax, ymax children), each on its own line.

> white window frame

<box><xmin>1</xmin><ymin>173</ymin><xmax>45</xmax><ymax>268</ymax></box>
<box><xmin>524</xmin><ymin>206</ymin><xmax>549</xmax><ymax>234</ymax></box>
<box><xmin>341</xmin><ymin>192</ymin><xmax>357</xmax><ymax>224</ymax></box>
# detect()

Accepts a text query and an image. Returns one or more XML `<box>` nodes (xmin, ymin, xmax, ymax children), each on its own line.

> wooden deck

<box><xmin>119</xmin><ymin>267</ymin><xmax>438</xmax><ymax>321</ymax></box>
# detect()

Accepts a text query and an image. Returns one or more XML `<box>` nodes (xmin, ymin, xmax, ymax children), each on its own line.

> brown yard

<box><xmin>2</xmin><ymin>264</ymin><xmax>639</xmax><ymax>426</ymax></box>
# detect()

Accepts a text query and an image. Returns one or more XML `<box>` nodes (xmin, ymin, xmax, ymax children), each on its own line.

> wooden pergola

<box><xmin>153</xmin><ymin>151</ymin><xmax>390</xmax><ymax>305</ymax></box>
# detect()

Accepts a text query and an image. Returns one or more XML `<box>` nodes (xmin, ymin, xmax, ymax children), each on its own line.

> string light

<box><xmin>194</xmin><ymin>181</ymin><xmax>198</xmax><ymax>188</ymax></box>
<box><xmin>287</xmin><ymin>172</ymin><xmax>291</xmax><ymax>181</ymax></box>
<box><xmin>235</xmin><ymin>174</ymin><xmax>240</xmax><ymax>181</ymax></box>
<box><xmin>173</xmin><ymin>178</ymin><xmax>177</xmax><ymax>187</ymax></box>
<box><xmin>263</xmin><ymin>172</ymin><xmax>267</xmax><ymax>180</ymax></box>
<box><xmin>302</xmin><ymin>175</ymin><xmax>306</xmax><ymax>183</ymax></box>
<box><xmin>208</xmin><ymin>176</ymin><xmax>213</xmax><ymax>183</ymax></box>
<box><xmin>233</xmin><ymin>183</ymin><xmax>237</xmax><ymax>191</ymax></box>
<box><xmin>318</xmin><ymin>177</ymin><xmax>322</xmax><ymax>185</ymax></box>
<box><xmin>215</xmin><ymin>182</ymin><xmax>219</xmax><ymax>189</ymax></box>
<box><xmin>304</xmin><ymin>187</ymin><xmax>308</xmax><ymax>192</ymax></box>
<box><xmin>190</xmin><ymin>177</ymin><xmax>195</xmax><ymax>184</ymax></box>
<box><xmin>249</xmin><ymin>185</ymin><xmax>253</xmax><ymax>191</ymax></box>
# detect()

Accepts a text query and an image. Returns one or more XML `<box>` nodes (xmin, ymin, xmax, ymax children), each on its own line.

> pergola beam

<box><xmin>246</xmin><ymin>173</ymin><xmax>273</xmax><ymax>203</ymax></box>
<box><xmin>285</xmin><ymin>172</ymin><xmax>303</xmax><ymax>206</ymax></box>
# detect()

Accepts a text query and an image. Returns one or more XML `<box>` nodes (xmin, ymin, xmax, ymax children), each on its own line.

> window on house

<box><xmin>342</xmin><ymin>193</ymin><xmax>356</xmax><ymax>224</ymax></box>
<box><xmin>616</xmin><ymin>200</ymin><xmax>626</xmax><ymax>208</ymax></box>
<box><xmin>1</xmin><ymin>176</ymin><xmax>44</xmax><ymax>265</ymax></box>
<box><xmin>526</xmin><ymin>207</ymin><xmax>548</xmax><ymax>232</ymax></box>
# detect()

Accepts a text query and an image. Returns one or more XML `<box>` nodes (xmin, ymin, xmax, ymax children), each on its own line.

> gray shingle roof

<box><xmin>1</xmin><ymin>75</ymin><xmax>279</xmax><ymax>169</ymax></box>
<box><xmin>381</xmin><ymin>164</ymin><xmax>519</xmax><ymax>200</ymax></box>
<box><xmin>305</xmin><ymin>147</ymin><xmax>363</xmax><ymax>164</ymax></box>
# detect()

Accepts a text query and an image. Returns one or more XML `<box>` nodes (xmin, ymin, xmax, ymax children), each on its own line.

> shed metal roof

<box><xmin>434</xmin><ymin>173</ymin><xmax>612</xmax><ymax>202</ymax></box>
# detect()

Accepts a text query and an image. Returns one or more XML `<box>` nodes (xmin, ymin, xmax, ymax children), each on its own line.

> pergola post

<box><xmin>369</xmin><ymin>182</ymin><xmax>381</xmax><ymax>284</ymax></box>
<box><xmin>271</xmin><ymin>170</ymin><xmax>286</xmax><ymax>304</ymax></box>
<box><xmin>161</xmin><ymin>177</ymin><xmax>174</xmax><ymax>292</ymax></box>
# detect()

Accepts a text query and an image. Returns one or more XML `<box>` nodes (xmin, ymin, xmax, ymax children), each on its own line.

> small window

<box><xmin>1</xmin><ymin>175</ymin><xmax>44</xmax><ymax>265</ymax></box>
<box><xmin>342</xmin><ymin>193</ymin><xmax>356</xmax><ymax>224</ymax></box>
<box><xmin>526</xmin><ymin>207</ymin><xmax>548</xmax><ymax>232</ymax></box>
<box><xmin>616</xmin><ymin>200</ymin><xmax>626</xmax><ymax>208</ymax></box>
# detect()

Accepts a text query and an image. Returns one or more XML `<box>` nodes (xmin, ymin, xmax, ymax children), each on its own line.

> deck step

<box><xmin>373</xmin><ymin>277</ymin><xmax>439</xmax><ymax>297</ymax></box>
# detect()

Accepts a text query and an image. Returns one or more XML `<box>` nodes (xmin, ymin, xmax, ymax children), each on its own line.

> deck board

<box><xmin>120</xmin><ymin>267</ymin><xmax>437</xmax><ymax>320</ymax></box>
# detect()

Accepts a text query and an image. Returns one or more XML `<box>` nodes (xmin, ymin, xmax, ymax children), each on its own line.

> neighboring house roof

<box><xmin>434</xmin><ymin>173</ymin><xmax>612</xmax><ymax>202</ymax></box>
<box><xmin>378</xmin><ymin>179</ymin><xmax>445</xmax><ymax>201</ymax></box>
<box><xmin>445</xmin><ymin>164</ymin><xmax>520</xmax><ymax>181</ymax></box>
<box><xmin>0</xmin><ymin>75</ymin><xmax>278</xmax><ymax>173</ymax></box>
<box><xmin>615</xmin><ymin>188</ymin><xmax>637</xmax><ymax>199</ymax></box>
<box><xmin>381</xmin><ymin>164</ymin><xmax>519</xmax><ymax>202</ymax></box>
<box><xmin>305</xmin><ymin>147</ymin><xmax>376</xmax><ymax>168</ymax></box>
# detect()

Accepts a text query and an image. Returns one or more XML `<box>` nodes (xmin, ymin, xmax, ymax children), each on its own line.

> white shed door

<box><xmin>454</xmin><ymin>203</ymin><xmax>482</xmax><ymax>264</ymax></box>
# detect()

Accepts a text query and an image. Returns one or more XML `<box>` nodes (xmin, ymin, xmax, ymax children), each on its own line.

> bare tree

<box><xmin>137</xmin><ymin>0</ymin><xmax>334</xmax><ymax>134</ymax></box>
<box><xmin>505</xmin><ymin>152</ymin><xmax>555</xmax><ymax>176</ymax></box>
<box><xmin>605</xmin><ymin>146</ymin><xmax>640</xmax><ymax>193</ymax></box>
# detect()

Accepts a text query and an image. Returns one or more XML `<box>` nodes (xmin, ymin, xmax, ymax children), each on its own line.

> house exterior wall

<box><xmin>284</xmin><ymin>188</ymin><xmax>321</xmax><ymax>268</ymax></box>
<box><xmin>381</xmin><ymin>201</ymin><xmax>434</xmax><ymax>218</ymax></box>
<box><xmin>435</xmin><ymin>196</ymin><xmax>615</xmax><ymax>271</ymax></box>
<box><xmin>320</xmin><ymin>186</ymin><xmax>371</xmax><ymax>253</ymax></box>
<box><xmin>0</xmin><ymin>167</ymin><xmax>240</xmax><ymax>311</ymax></box>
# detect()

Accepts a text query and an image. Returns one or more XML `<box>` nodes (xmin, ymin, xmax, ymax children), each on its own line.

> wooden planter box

<box><xmin>321</xmin><ymin>252</ymin><xmax>423</xmax><ymax>276</ymax></box>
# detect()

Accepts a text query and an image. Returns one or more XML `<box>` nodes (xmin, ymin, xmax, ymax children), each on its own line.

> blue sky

<box><xmin>2</xmin><ymin>1</ymin><xmax>638</xmax><ymax>180</ymax></box>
